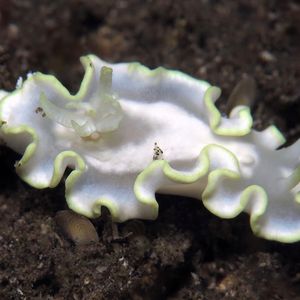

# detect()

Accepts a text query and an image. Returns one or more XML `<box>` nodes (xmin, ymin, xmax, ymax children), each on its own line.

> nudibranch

<box><xmin>0</xmin><ymin>55</ymin><xmax>299</xmax><ymax>242</ymax></box>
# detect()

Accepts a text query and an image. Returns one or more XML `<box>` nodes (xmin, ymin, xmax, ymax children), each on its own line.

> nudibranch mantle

<box><xmin>0</xmin><ymin>55</ymin><xmax>299</xmax><ymax>242</ymax></box>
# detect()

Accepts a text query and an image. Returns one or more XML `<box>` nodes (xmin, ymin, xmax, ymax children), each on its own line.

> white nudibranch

<box><xmin>40</xmin><ymin>66</ymin><xmax>123</xmax><ymax>139</ymax></box>
<box><xmin>0</xmin><ymin>54</ymin><xmax>299</xmax><ymax>243</ymax></box>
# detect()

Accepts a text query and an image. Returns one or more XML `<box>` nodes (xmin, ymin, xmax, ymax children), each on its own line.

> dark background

<box><xmin>0</xmin><ymin>1</ymin><xmax>300</xmax><ymax>299</ymax></box>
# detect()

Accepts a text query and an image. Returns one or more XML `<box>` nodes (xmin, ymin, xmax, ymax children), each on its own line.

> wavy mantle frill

<box><xmin>0</xmin><ymin>55</ymin><xmax>299</xmax><ymax>242</ymax></box>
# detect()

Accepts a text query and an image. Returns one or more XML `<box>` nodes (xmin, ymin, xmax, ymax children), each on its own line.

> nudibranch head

<box><xmin>40</xmin><ymin>65</ymin><xmax>123</xmax><ymax>139</ymax></box>
<box><xmin>0</xmin><ymin>54</ymin><xmax>299</xmax><ymax>243</ymax></box>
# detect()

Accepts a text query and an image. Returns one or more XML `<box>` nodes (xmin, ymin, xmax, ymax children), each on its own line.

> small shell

<box><xmin>54</xmin><ymin>210</ymin><xmax>99</xmax><ymax>245</ymax></box>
